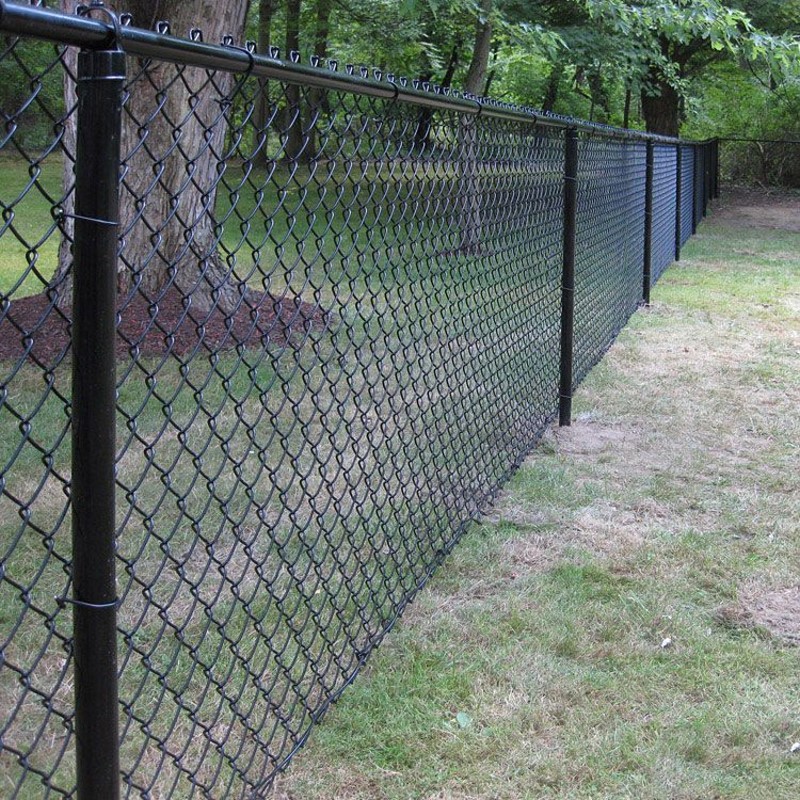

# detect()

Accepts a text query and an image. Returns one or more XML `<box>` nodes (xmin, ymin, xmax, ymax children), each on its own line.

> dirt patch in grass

<box><xmin>501</xmin><ymin>535</ymin><xmax>564</xmax><ymax>573</ymax></box>
<box><xmin>719</xmin><ymin>587</ymin><xmax>800</xmax><ymax>646</ymax></box>
<box><xmin>713</xmin><ymin>187</ymin><xmax>800</xmax><ymax>232</ymax></box>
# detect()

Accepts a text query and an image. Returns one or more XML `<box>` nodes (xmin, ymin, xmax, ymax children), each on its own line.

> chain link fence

<box><xmin>651</xmin><ymin>145</ymin><xmax>678</xmax><ymax>287</ymax></box>
<box><xmin>679</xmin><ymin>144</ymin><xmax>696</xmax><ymax>248</ymax></box>
<box><xmin>0</xmin><ymin>4</ymin><xmax>716</xmax><ymax>797</ymax></box>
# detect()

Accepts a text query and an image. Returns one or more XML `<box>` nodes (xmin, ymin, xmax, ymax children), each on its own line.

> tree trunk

<box><xmin>623</xmin><ymin>87</ymin><xmax>632</xmax><ymax>129</ymax></box>
<box><xmin>55</xmin><ymin>0</ymin><xmax>251</xmax><ymax>313</ymax></box>
<box><xmin>413</xmin><ymin>41</ymin><xmax>461</xmax><ymax>152</ymax></box>
<box><xmin>542</xmin><ymin>63</ymin><xmax>560</xmax><ymax>112</ymax></box>
<box><xmin>464</xmin><ymin>0</ymin><xmax>492</xmax><ymax>96</ymax></box>
<box><xmin>253</xmin><ymin>0</ymin><xmax>276</xmax><ymax>166</ymax></box>
<box><xmin>460</xmin><ymin>0</ymin><xmax>492</xmax><ymax>253</ymax></box>
<box><xmin>308</xmin><ymin>0</ymin><xmax>333</xmax><ymax>158</ymax></box>
<box><xmin>284</xmin><ymin>0</ymin><xmax>305</xmax><ymax>161</ymax></box>
<box><xmin>641</xmin><ymin>74</ymin><xmax>680</xmax><ymax>137</ymax></box>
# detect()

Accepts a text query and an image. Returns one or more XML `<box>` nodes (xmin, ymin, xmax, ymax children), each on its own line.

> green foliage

<box><xmin>0</xmin><ymin>38</ymin><xmax>65</xmax><ymax>152</ymax></box>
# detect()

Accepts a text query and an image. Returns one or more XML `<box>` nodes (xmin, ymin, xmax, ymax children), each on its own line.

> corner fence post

<box><xmin>643</xmin><ymin>141</ymin><xmax>654</xmax><ymax>305</ymax></box>
<box><xmin>71</xmin><ymin>44</ymin><xmax>125</xmax><ymax>800</ymax></box>
<box><xmin>714</xmin><ymin>139</ymin><xmax>721</xmax><ymax>199</ymax></box>
<box><xmin>674</xmin><ymin>144</ymin><xmax>682</xmax><ymax>261</ymax></box>
<box><xmin>559</xmin><ymin>127</ymin><xmax>578</xmax><ymax>427</ymax></box>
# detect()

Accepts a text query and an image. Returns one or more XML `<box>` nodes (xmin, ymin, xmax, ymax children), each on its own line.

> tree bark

<box><xmin>464</xmin><ymin>0</ymin><xmax>493</xmax><ymax>96</ymax></box>
<box><xmin>284</xmin><ymin>0</ymin><xmax>305</xmax><ymax>161</ymax></box>
<box><xmin>641</xmin><ymin>75</ymin><xmax>680</xmax><ymax>137</ymax></box>
<box><xmin>55</xmin><ymin>0</ymin><xmax>251</xmax><ymax>313</ymax></box>
<box><xmin>542</xmin><ymin>62</ymin><xmax>560</xmax><ymax>112</ymax></box>
<box><xmin>253</xmin><ymin>0</ymin><xmax>276</xmax><ymax>166</ymax></box>
<box><xmin>623</xmin><ymin>87</ymin><xmax>632</xmax><ymax>129</ymax></box>
<box><xmin>308</xmin><ymin>0</ymin><xmax>333</xmax><ymax>158</ymax></box>
<box><xmin>460</xmin><ymin>0</ymin><xmax>493</xmax><ymax>253</ymax></box>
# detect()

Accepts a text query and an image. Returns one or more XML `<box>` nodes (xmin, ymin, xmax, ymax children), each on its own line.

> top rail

<box><xmin>0</xmin><ymin>0</ymin><xmax>688</xmax><ymax>144</ymax></box>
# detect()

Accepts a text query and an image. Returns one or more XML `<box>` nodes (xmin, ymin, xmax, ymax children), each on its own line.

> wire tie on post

<box><xmin>56</xmin><ymin>208</ymin><xmax>119</xmax><ymax>227</ymax></box>
<box><xmin>56</xmin><ymin>595</ymin><xmax>121</xmax><ymax>610</ymax></box>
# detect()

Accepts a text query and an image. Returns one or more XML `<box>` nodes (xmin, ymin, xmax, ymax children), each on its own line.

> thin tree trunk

<box><xmin>460</xmin><ymin>0</ymin><xmax>492</xmax><ymax>253</ymax></box>
<box><xmin>414</xmin><ymin>42</ymin><xmax>461</xmax><ymax>152</ymax></box>
<box><xmin>284</xmin><ymin>0</ymin><xmax>304</xmax><ymax>161</ymax></box>
<box><xmin>254</xmin><ymin>0</ymin><xmax>276</xmax><ymax>166</ymax></box>
<box><xmin>623</xmin><ymin>87</ymin><xmax>632</xmax><ymax>129</ymax></box>
<box><xmin>542</xmin><ymin>62</ymin><xmax>560</xmax><ymax>112</ymax></box>
<box><xmin>464</xmin><ymin>0</ymin><xmax>492</xmax><ymax>96</ymax></box>
<box><xmin>308</xmin><ymin>0</ymin><xmax>333</xmax><ymax>159</ymax></box>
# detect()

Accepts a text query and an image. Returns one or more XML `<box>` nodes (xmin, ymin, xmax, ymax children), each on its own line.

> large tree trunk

<box><xmin>55</xmin><ymin>0</ymin><xmax>250</xmax><ymax>313</ymax></box>
<box><xmin>641</xmin><ymin>73</ymin><xmax>680</xmax><ymax>137</ymax></box>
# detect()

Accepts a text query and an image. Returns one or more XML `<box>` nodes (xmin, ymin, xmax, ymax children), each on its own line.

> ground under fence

<box><xmin>0</xmin><ymin>3</ymin><xmax>716</xmax><ymax>798</ymax></box>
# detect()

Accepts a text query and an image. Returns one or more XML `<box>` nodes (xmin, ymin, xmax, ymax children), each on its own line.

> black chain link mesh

<box><xmin>0</xmin><ymin>12</ymin><xmax>710</xmax><ymax>798</ymax></box>
<box><xmin>651</xmin><ymin>145</ymin><xmax>678</xmax><ymax>287</ymax></box>
<box><xmin>572</xmin><ymin>136</ymin><xmax>646</xmax><ymax>386</ymax></box>
<box><xmin>694</xmin><ymin>145</ymin><xmax>706</xmax><ymax>230</ymax></box>
<box><xmin>680</xmin><ymin>144</ymin><xmax>695</xmax><ymax>248</ymax></box>
<box><xmin>0</xmin><ymin>34</ymin><xmax>76</xmax><ymax>799</ymax></box>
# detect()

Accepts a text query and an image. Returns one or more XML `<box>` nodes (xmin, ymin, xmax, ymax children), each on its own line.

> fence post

<box><xmin>559</xmin><ymin>127</ymin><xmax>578</xmax><ymax>427</ymax></box>
<box><xmin>643</xmin><ymin>141</ymin><xmax>654</xmax><ymax>305</ymax></box>
<box><xmin>714</xmin><ymin>139</ymin><xmax>721</xmax><ymax>198</ymax></box>
<box><xmin>71</xmin><ymin>43</ymin><xmax>125</xmax><ymax>800</ymax></box>
<box><xmin>674</xmin><ymin>144</ymin><xmax>682</xmax><ymax>262</ymax></box>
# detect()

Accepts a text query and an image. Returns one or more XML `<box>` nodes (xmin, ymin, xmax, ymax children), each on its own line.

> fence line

<box><xmin>0</xmin><ymin>3</ymin><xmax>717</xmax><ymax>798</ymax></box>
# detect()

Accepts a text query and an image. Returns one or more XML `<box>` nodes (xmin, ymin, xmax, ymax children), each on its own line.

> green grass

<box><xmin>273</xmin><ymin>199</ymin><xmax>800</xmax><ymax>799</ymax></box>
<box><xmin>0</xmin><ymin>149</ymin><xmax>566</xmax><ymax>796</ymax></box>
<box><xmin>3</xmin><ymin>147</ymin><xmax>797</xmax><ymax>798</ymax></box>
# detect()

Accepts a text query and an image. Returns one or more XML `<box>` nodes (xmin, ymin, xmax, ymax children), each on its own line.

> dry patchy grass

<box><xmin>274</xmin><ymin>190</ymin><xmax>800</xmax><ymax>799</ymax></box>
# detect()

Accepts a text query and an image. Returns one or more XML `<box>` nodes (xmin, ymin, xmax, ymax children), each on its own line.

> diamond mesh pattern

<box><xmin>0</xmin><ymin>36</ymin><xmax>76</xmax><ymax>799</ymax></box>
<box><xmin>0</xmin><ymin>11</ymin><xmax>711</xmax><ymax>798</ymax></box>
<box><xmin>572</xmin><ymin>137</ymin><xmax>646</xmax><ymax>386</ymax></box>
<box><xmin>680</xmin><ymin>145</ymin><xmax>695</xmax><ymax>247</ymax></box>
<box><xmin>651</xmin><ymin>145</ymin><xmax>678</xmax><ymax>286</ymax></box>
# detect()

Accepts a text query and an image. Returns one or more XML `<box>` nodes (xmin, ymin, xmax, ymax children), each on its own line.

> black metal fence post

<box><xmin>559</xmin><ymin>127</ymin><xmax>578</xmax><ymax>427</ymax></box>
<box><xmin>643</xmin><ymin>141</ymin><xmax>654</xmax><ymax>305</ymax></box>
<box><xmin>71</xmin><ymin>44</ymin><xmax>125</xmax><ymax>800</ymax></box>
<box><xmin>674</xmin><ymin>144</ymin><xmax>682</xmax><ymax>262</ymax></box>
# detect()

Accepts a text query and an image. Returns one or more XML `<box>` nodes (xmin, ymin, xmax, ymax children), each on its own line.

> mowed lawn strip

<box><xmin>274</xmin><ymin>192</ymin><xmax>800</xmax><ymax>800</ymax></box>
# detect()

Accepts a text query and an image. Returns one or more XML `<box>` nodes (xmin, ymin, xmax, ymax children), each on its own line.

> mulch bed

<box><xmin>0</xmin><ymin>286</ymin><xmax>329</xmax><ymax>366</ymax></box>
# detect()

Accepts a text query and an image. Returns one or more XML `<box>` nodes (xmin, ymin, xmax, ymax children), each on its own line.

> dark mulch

<box><xmin>0</xmin><ymin>286</ymin><xmax>329</xmax><ymax>366</ymax></box>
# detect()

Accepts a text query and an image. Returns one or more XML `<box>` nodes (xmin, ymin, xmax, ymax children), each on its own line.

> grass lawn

<box><xmin>272</xmin><ymin>193</ymin><xmax>800</xmax><ymax>800</ymax></box>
